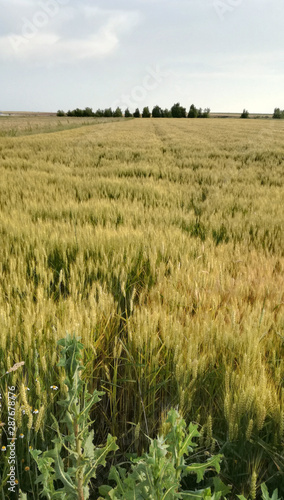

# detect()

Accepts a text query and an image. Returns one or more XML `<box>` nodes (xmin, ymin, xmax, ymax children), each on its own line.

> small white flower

<box><xmin>50</xmin><ymin>385</ymin><xmax>58</xmax><ymax>391</ymax></box>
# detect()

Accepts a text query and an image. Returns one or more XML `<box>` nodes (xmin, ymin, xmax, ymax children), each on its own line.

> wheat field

<box><xmin>0</xmin><ymin>116</ymin><xmax>283</xmax><ymax>497</ymax></box>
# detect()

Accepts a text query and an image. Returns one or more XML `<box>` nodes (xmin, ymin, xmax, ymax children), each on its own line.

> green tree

<box><xmin>188</xmin><ymin>104</ymin><xmax>198</xmax><ymax>118</ymax></box>
<box><xmin>94</xmin><ymin>109</ymin><xmax>104</xmax><ymax>117</ymax></box>
<box><xmin>197</xmin><ymin>107</ymin><xmax>203</xmax><ymax>118</ymax></box>
<box><xmin>171</xmin><ymin>102</ymin><xmax>186</xmax><ymax>118</ymax></box>
<box><xmin>83</xmin><ymin>107</ymin><xmax>94</xmax><ymax>117</ymax></box>
<box><xmin>152</xmin><ymin>105</ymin><xmax>163</xmax><ymax>118</ymax></box>
<box><xmin>133</xmin><ymin>108</ymin><xmax>141</xmax><ymax>118</ymax></box>
<box><xmin>104</xmin><ymin>108</ymin><xmax>113</xmax><ymax>117</ymax></box>
<box><xmin>142</xmin><ymin>106</ymin><xmax>151</xmax><ymax>118</ymax></box>
<box><xmin>73</xmin><ymin>108</ymin><xmax>83</xmax><ymax>117</ymax></box>
<box><xmin>202</xmin><ymin>107</ymin><xmax>211</xmax><ymax>118</ymax></box>
<box><xmin>240</xmin><ymin>109</ymin><xmax>249</xmax><ymax>119</ymax></box>
<box><xmin>124</xmin><ymin>108</ymin><xmax>132</xmax><ymax>118</ymax></box>
<box><xmin>273</xmin><ymin>107</ymin><xmax>284</xmax><ymax>119</ymax></box>
<box><xmin>113</xmin><ymin>107</ymin><xmax>123</xmax><ymax>117</ymax></box>
<box><xmin>163</xmin><ymin>108</ymin><xmax>172</xmax><ymax>118</ymax></box>
<box><xmin>56</xmin><ymin>110</ymin><xmax>65</xmax><ymax>117</ymax></box>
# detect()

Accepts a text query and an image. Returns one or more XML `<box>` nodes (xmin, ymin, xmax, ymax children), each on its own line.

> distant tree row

<box><xmin>57</xmin><ymin>107</ymin><xmax>124</xmax><ymax>118</ymax></box>
<box><xmin>241</xmin><ymin>108</ymin><xmax>284</xmax><ymax>119</ymax></box>
<box><xmin>57</xmin><ymin>106</ymin><xmax>284</xmax><ymax>119</ymax></box>
<box><xmin>57</xmin><ymin>103</ymin><xmax>211</xmax><ymax>119</ymax></box>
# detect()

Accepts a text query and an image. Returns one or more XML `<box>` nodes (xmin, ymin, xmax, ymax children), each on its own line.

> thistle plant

<box><xmin>237</xmin><ymin>483</ymin><xmax>281</xmax><ymax>500</ymax></box>
<box><xmin>99</xmin><ymin>408</ymin><xmax>228</xmax><ymax>499</ymax></box>
<box><xmin>29</xmin><ymin>334</ymin><xmax>118</xmax><ymax>499</ymax></box>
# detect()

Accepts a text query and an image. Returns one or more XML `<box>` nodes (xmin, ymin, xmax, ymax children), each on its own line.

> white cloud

<box><xmin>0</xmin><ymin>6</ymin><xmax>141</xmax><ymax>64</ymax></box>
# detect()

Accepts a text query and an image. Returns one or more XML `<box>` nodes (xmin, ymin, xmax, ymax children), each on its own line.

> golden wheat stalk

<box><xmin>0</xmin><ymin>361</ymin><xmax>25</xmax><ymax>378</ymax></box>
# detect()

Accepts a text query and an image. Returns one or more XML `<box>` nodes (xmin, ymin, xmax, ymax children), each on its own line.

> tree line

<box><xmin>57</xmin><ymin>105</ymin><xmax>284</xmax><ymax>119</ymax></box>
<box><xmin>57</xmin><ymin>103</ymin><xmax>211</xmax><ymax>118</ymax></box>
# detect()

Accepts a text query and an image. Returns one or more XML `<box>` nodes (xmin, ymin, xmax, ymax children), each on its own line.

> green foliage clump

<box><xmin>113</xmin><ymin>108</ymin><xmax>123</xmax><ymax>118</ymax></box>
<box><xmin>152</xmin><ymin>105</ymin><xmax>164</xmax><ymax>118</ymax></box>
<box><xmin>142</xmin><ymin>107</ymin><xmax>151</xmax><ymax>118</ymax></box>
<box><xmin>29</xmin><ymin>334</ymin><xmax>118</xmax><ymax>499</ymax></box>
<box><xmin>188</xmin><ymin>104</ymin><xmax>198</xmax><ymax>118</ymax></box>
<box><xmin>163</xmin><ymin>108</ymin><xmax>172</xmax><ymax>117</ymax></box>
<box><xmin>188</xmin><ymin>105</ymin><xmax>210</xmax><ymax>118</ymax></box>
<box><xmin>99</xmin><ymin>408</ymin><xmax>226</xmax><ymax>499</ymax></box>
<box><xmin>272</xmin><ymin>108</ymin><xmax>284</xmax><ymax>119</ymax></box>
<box><xmin>124</xmin><ymin>108</ymin><xmax>132</xmax><ymax>118</ymax></box>
<box><xmin>240</xmin><ymin>109</ymin><xmax>249</xmax><ymax>119</ymax></box>
<box><xmin>171</xmin><ymin>103</ymin><xmax>187</xmax><ymax>118</ymax></box>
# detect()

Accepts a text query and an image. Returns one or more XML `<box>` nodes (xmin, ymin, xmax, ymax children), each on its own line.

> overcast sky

<box><xmin>0</xmin><ymin>0</ymin><xmax>283</xmax><ymax>113</ymax></box>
